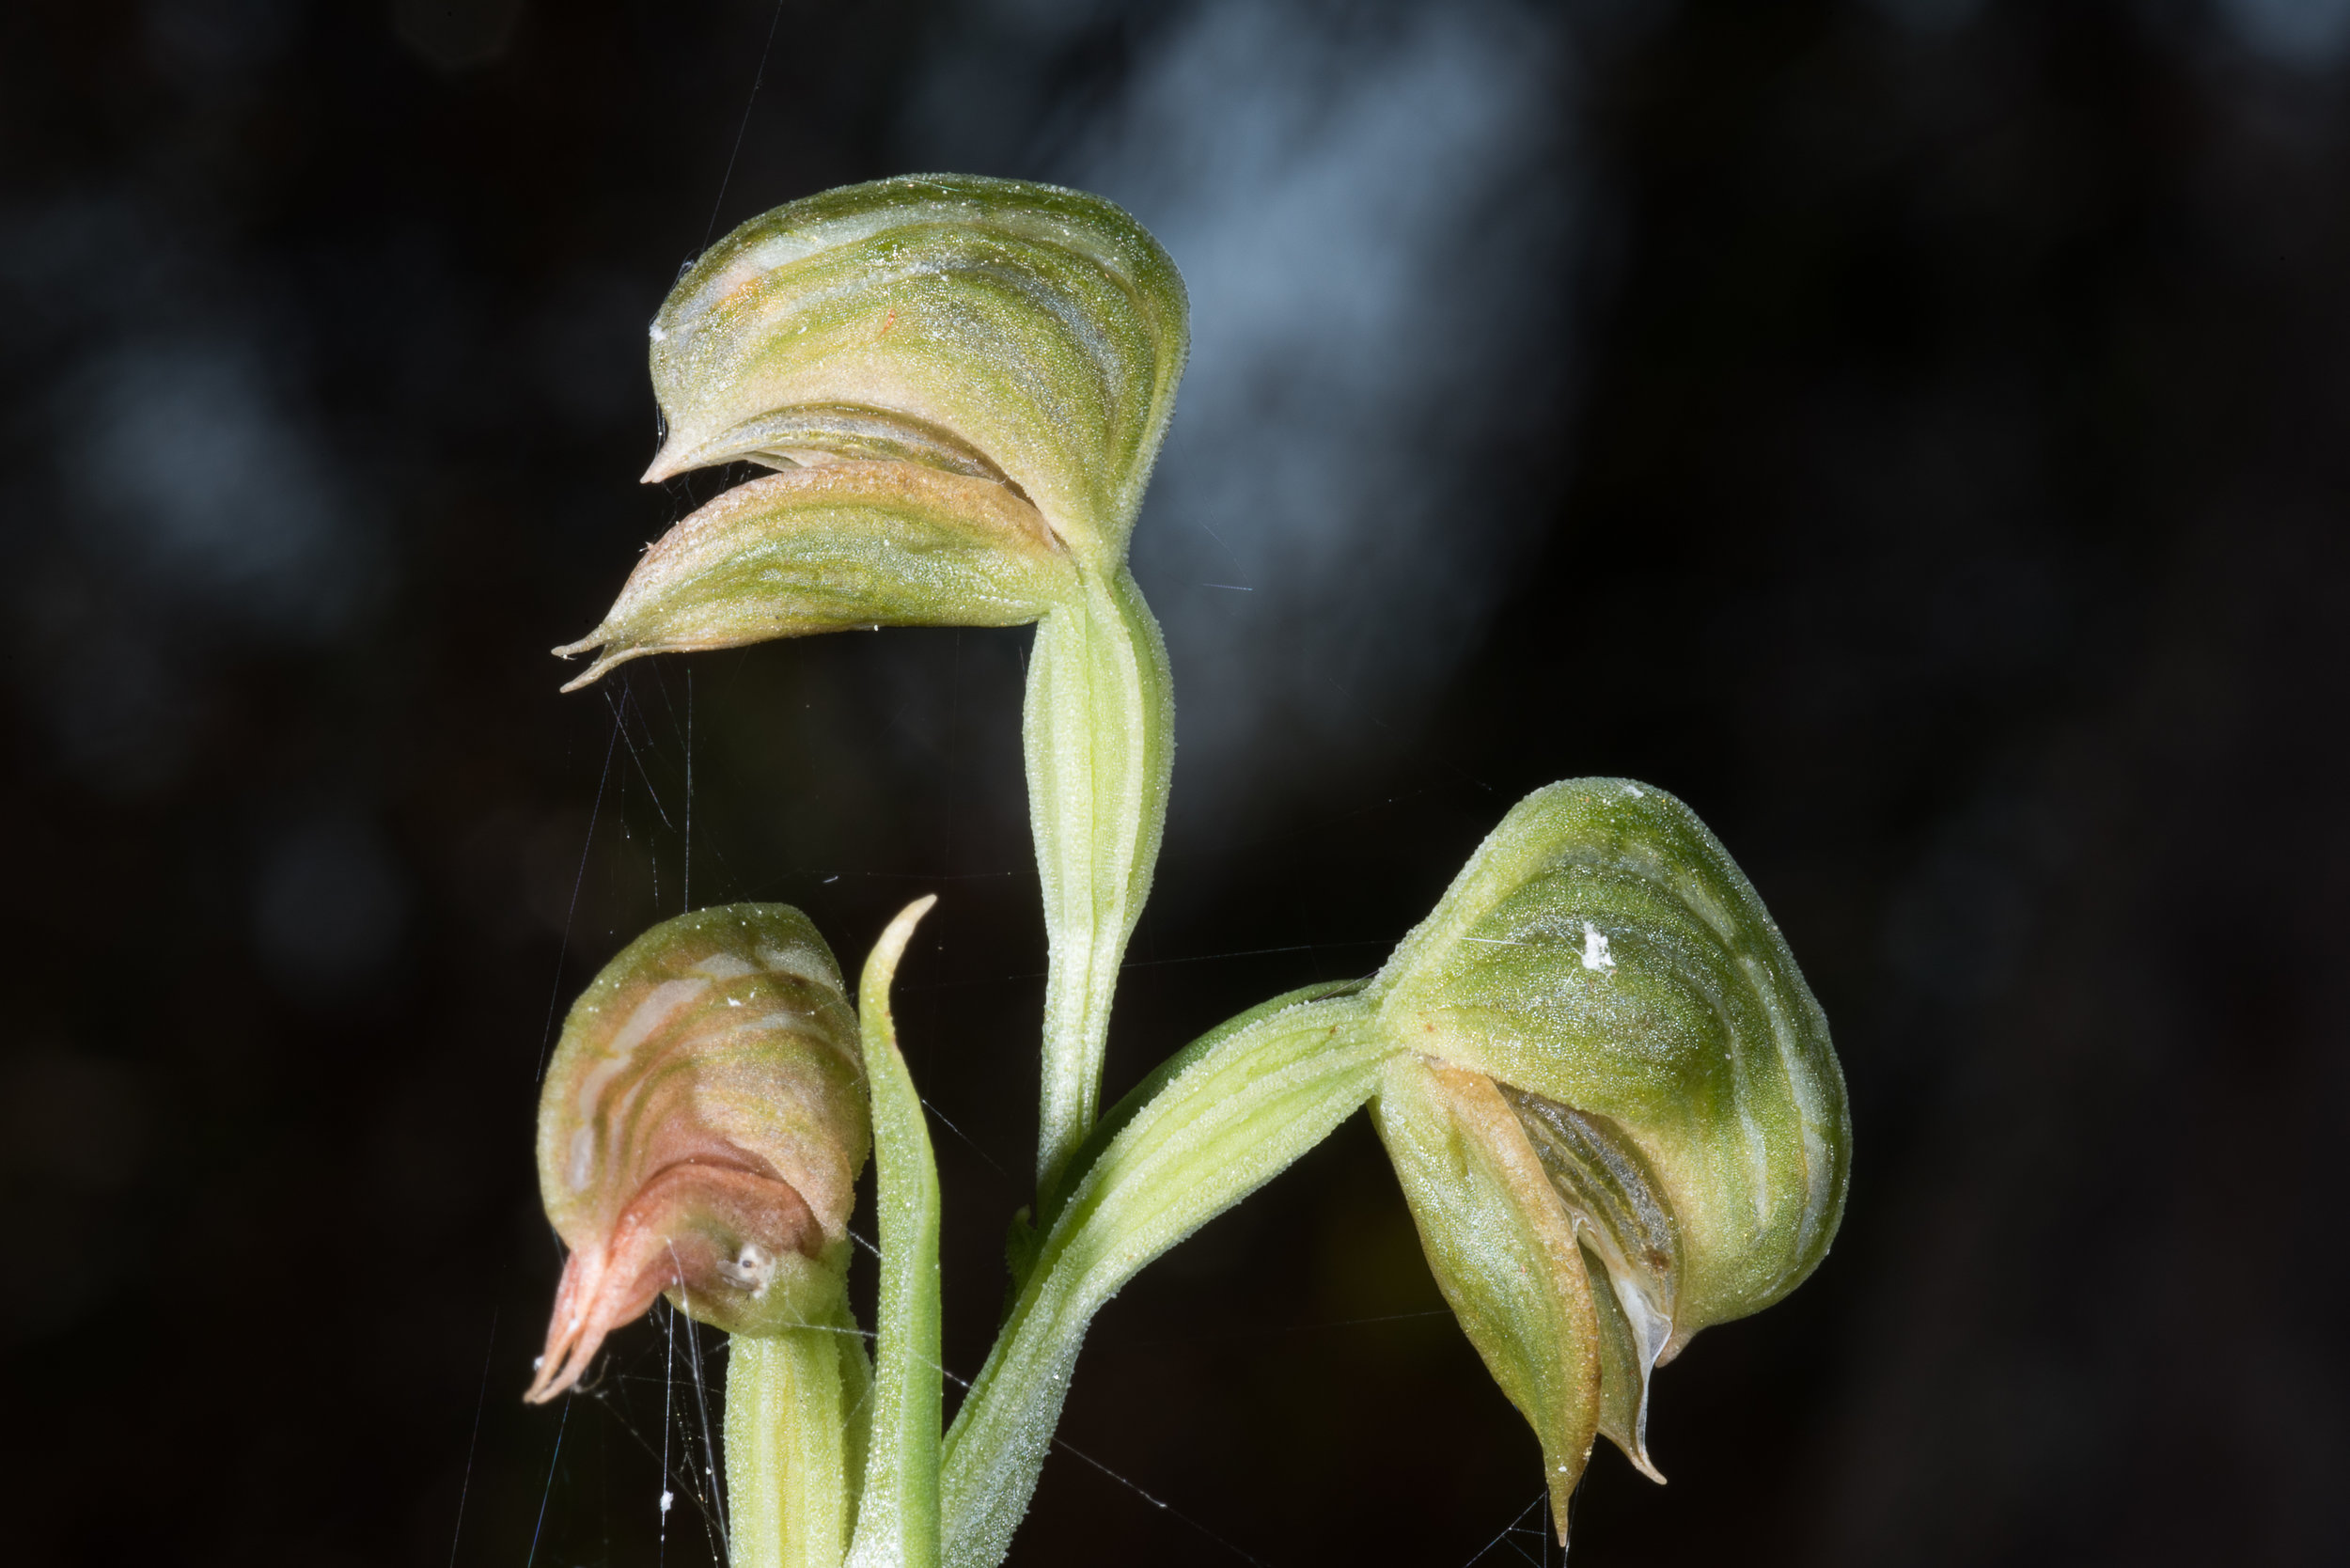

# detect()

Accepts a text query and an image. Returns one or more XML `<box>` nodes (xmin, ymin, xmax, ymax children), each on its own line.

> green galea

<box><xmin>525</xmin><ymin>904</ymin><xmax>868</xmax><ymax>1403</ymax></box>
<box><xmin>550</xmin><ymin>171</ymin><xmax>1186</xmax><ymax>684</ymax></box>
<box><xmin>1363</xmin><ymin>778</ymin><xmax>1851</xmax><ymax>1540</ymax></box>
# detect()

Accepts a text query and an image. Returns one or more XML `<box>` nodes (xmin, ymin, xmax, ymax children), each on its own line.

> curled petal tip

<box><xmin>640</xmin><ymin>446</ymin><xmax>686</xmax><ymax>485</ymax></box>
<box><xmin>556</xmin><ymin>660</ymin><xmax>617</xmax><ymax>695</ymax></box>
<box><xmin>525</xmin><ymin>1162</ymin><xmax>824</xmax><ymax>1403</ymax></box>
<box><xmin>524</xmin><ymin>1245</ymin><xmax>651</xmax><ymax>1403</ymax></box>
<box><xmin>523</xmin><ymin>1327</ymin><xmax>597</xmax><ymax>1403</ymax></box>
<box><xmin>550</xmin><ymin>633</ymin><xmax>643</xmax><ymax>693</ymax></box>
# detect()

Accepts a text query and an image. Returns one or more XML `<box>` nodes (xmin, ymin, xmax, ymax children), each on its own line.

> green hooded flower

<box><xmin>553</xmin><ymin>173</ymin><xmax>1187</xmax><ymax>686</ymax></box>
<box><xmin>526</xmin><ymin>904</ymin><xmax>867</xmax><ymax>1402</ymax></box>
<box><xmin>1364</xmin><ymin>779</ymin><xmax>1850</xmax><ymax>1538</ymax></box>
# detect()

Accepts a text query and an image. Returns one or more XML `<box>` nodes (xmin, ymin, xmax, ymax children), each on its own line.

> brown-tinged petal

<box><xmin>529</xmin><ymin>1162</ymin><xmax>822</xmax><ymax>1403</ymax></box>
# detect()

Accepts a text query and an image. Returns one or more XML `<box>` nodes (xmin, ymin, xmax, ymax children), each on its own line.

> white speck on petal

<box><xmin>659</xmin><ymin>1490</ymin><xmax>674</xmax><ymax>1514</ymax></box>
<box><xmin>1580</xmin><ymin>922</ymin><xmax>1616</xmax><ymax>975</ymax></box>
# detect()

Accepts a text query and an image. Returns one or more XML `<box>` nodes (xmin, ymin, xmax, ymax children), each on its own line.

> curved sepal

<box><xmin>1371</xmin><ymin>778</ymin><xmax>1849</xmax><ymax>1341</ymax></box>
<box><xmin>1372</xmin><ymin>1058</ymin><xmax>1602</xmax><ymax>1545</ymax></box>
<box><xmin>645</xmin><ymin>173</ymin><xmax>1188</xmax><ymax>565</ymax></box>
<box><xmin>555</xmin><ymin>462</ymin><xmax>1078</xmax><ymax>690</ymax></box>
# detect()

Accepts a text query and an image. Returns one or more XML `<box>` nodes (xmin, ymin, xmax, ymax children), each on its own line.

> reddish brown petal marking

<box><xmin>524</xmin><ymin>1162</ymin><xmax>821</xmax><ymax>1403</ymax></box>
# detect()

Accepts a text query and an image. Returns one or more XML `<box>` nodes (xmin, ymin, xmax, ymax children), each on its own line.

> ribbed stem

<box><xmin>1022</xmin><ymin>564</ymin><xmax>1174</xmax><ymax>1191</ymax></box>
<box><xmin>941</xmin><ymin>989</ymin><xmax>1388</xmax><ymax>1568</ymax></box>
<box><xmin>726</xmin><ymin>1308</ymin><xmax>859</xmax><ymax>1568</ymax></box>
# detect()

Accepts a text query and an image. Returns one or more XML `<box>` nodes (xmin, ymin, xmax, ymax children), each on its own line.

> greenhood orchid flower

<box><xmin>551</xmin><ymin>171</ymin><xmax>1184</xmax><ymax>683</ymax></box>
<box><xmin>1363</xmin><ymin>778</ymin><xmax>1851</xmax><ymax>1540</ymax></box>
<box><xmin>525</xmin><ymin>903</ymin><xmax>868</xmax><ymax>1403</ymax></box>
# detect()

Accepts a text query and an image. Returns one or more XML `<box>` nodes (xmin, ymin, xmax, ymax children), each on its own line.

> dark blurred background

<box><xmin>6</xmin><ymin>0</ymin><xmax>2347</xmax><ymax>1563</ymax></box>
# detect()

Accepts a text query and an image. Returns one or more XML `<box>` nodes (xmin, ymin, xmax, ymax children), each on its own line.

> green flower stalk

<box><xmin>941</xmin><ymin>983</ymin><xmax>1388</xmax><ymax>1568</ymax></box>
<box><xmin>1361</xmin><ymin>778</ymin><xmax>1852</xmax><ymax>1541</ymax></box>
<box><xmin>554</xmin><ymin>174</ymin><xmax>1187</xmax><ymax>1193</ymax></box>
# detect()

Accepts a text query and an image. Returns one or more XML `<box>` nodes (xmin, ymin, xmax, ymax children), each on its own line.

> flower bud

<box><xmin>1366</xmin><ymin>779</ymin><xmax>1850</xmax><ymax>1535</ymax></box>
<box><xmin>525</xmin><ymin>904</ymin><xmax>868</xmax><ymax>1403</ymax></box>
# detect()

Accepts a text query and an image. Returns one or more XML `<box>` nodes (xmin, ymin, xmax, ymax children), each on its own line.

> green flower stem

<box><xmin>1023</xmin><ymin>562</ymin><xmax>1174</xmax><ymax>1191</ymax></box>
<box><xmin>940</xmin><ymin>986</ymin><xmax>1390</xmax><ymax>1568</ymax></box>
<box><xmin>726</xmin><ymin>1304</ymin><xmax>865</xmax><ymax>1568</ymax></box>
<box><xmin>846</xmin><ymin>899</ymin><xmax>947</xmax><ymax>1568</ymax></box>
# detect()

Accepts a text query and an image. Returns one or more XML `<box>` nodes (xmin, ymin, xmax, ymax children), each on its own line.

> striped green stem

<box><xmin>1023</xmin><ymin>564</ymin><xmax>1174</xmax><ymax>1192</ymax></box>
<box><xmin>942</xmin><ymin>985</ymin><xmax>1390</xmax><ymax>1568</ymax></box>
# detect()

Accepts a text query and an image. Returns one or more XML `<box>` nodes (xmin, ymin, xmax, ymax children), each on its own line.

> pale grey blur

<box><xmin>910</xmin><ymin>0</ymin><xmax>1584</xmax><ymax>863</ymax></box>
